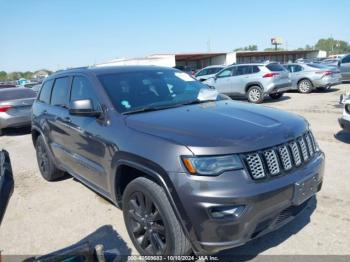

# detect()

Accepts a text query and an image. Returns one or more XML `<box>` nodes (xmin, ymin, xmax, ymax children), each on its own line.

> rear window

<box><xmin>266</xmin><ymin>63</ymin><xmax>286</xmax><ymax>72</ymax></box>
<box><xmin>0</xmin><ymin>89</ymin><xmax>36</xmax><ymax>102</ymax></box>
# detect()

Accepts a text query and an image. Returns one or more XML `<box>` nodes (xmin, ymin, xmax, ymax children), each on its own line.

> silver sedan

<box><xmin>0</xmin><ymin>88</ymin><xmax>37</xmax><ymax>135</ymax></box>
<box><xmin>283</xmin><ymin>63</ymin><xmax>342</xmax><ymax>93</ymax></box>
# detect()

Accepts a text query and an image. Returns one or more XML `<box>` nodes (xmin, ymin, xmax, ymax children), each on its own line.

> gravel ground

<box><xmin>0</xmin><ymin>84</ymin><xmax>349</xmax><ymax>260</ymax></box>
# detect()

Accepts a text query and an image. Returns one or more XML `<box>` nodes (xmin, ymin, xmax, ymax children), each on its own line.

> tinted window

<box><xmin>196</xmin><ymin>69</ymin><xmax>208</xmax><ymax>77</ymax></box>
<box><xmin>342</xmin><ymin>55</ymin><xmax>350</xmax><ymax>63</ymax></box>
<box><xmin>51</xmin><ymin>77</ymin><xmax>70</xmax><ymax>107</ymax></box>
<box><xmin>252</xmin><ymin>66</ymin><xmax>260</xmax><ymax>73</ymax></box>
<box><xmin>98</xmin><ymin>69</ymin><xmax>210</xmax><ymax>113</ymax></box>
<box><xmin>294</xmin><ymin>65</ymin><xmax>303</xmax><ymax>72</ymax></box>
<box><xmin>39</xmin><ymin>79</ymin><xmax>54</xmax><ymax>104</ymax></box>
<box><xmin>71</xmin><ymin>76</ymin><xmax>99</xmax><ymax>109</ymax></box>
<box><xmin>0</xmin><ymin>89</ymin><xmax>36</xmax><ymax>102</ymax></box>
<box><xmin>266</xmin><ymin>63</ymin><xmax>286</xmax><ymax>72</ymax></box>
<box><xmin>286</xmin><ymin>65</ymin><xmax>303</xmax><ymax>73</ymax></box>
<box><xmin>208</xmin><ymin>67</ymin><xmax>224</xmax><ymax>74</ymax></box>
<box><xmin>217</xmin><ymin>68</ymin><xmax>233</xmax><ymax>78</ymax></box>
<box><xmin>236</xmin><ymin>66</ymin><xmax>252</xmax><ymax>75</ymax></box>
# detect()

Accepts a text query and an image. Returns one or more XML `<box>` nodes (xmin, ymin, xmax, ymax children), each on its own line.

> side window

<box><xmin>38</xmin><ymin>79</ymin><xmax>54</xmax><ymax>104</ymax></box>
<box><xmin>342</xmin><ymin>55</ymin><xmax>350</xmax><ymax>64</ymax></box>
<box><xmin>217</xmin><ymin>68</ymin><xmax>233</xmax><ymax>78</ymax></box>
<box><xmin>283</xmin><ymin>65</ymin><xmax>291</xmax><ymax>72</ymax></box>
<box><xmin>236</xmin><ymin>66</ymin><xmax>252</xmax><ymax>76</ymax></box>
<box><xmin>294</xmin><ymin>65</ymin><xmax>303</xmax><ymax>72</ymax></box>
<box><xmin>71</xmin><ymin>76</ymin><xmax>99</xmax><ymax>109</ymax></box>
<box><xmin>51</xmin><ymin>77</ymin><xmax>70</xmax><ymax>107</ymax></box>
<box><xmin>252</xmin><ymin>66</ymin><xmax>260</xmax><ymax>73</ymax></box>
<box><xmin>196</xmin><ymin>69</ymin><xmax>208</xmax><ymax>77</ymax></box>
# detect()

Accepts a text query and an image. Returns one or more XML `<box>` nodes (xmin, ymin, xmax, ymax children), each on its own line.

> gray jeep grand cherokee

<box><xmin>31</xmin><ymin>66</ymin><xmax>324</xmax><ymax>256</ymax></box>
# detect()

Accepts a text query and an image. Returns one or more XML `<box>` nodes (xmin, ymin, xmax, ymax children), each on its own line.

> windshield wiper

<box><xmin>181</xmin><ymin>99</ymin><xmax>217</xmax><ymax>106</ymax></box>
<box><xmin>122</xmin><ymin>103</ymin><xmax>185</xmax><ymax>115</ymax></box>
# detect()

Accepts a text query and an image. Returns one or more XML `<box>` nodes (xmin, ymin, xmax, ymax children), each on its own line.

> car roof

<box><xmin>202</xmin><ymin>65</ymin><xmax>225</xmax><ymax>69</ymax></box>
<box><xmin>229</xmin><ymin>63</ymin><xmax>265</xmax><ymax>67</ymax></box>
<box><xmin>47</xmin><ymin>65</ymin><xmax>177</xmax><ymax>80</ymax></box>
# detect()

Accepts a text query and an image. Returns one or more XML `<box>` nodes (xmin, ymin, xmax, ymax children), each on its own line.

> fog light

<box><xmin>210</xmin><ymin>205</ymin><xmax>245</xmax><ymax>219</ymax></box>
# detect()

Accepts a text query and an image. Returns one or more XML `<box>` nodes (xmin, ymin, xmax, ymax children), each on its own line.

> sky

<box><xmin>1</xmin><ymin>0</ymin><xmax>350</xmax><ymax>72</ymax></box>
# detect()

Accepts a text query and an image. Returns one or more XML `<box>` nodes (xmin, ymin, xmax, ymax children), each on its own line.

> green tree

<box><xmin>21</xmin><ymin>71</ymin><xmax>34</xmax><ymax>79</ymax></box>
<box><xmin>315</xmin><ymin>38</ymin><xmax>350</xmax><ymax>55</ymax></box>
<box><xmin>7</xmin><ymin>72</ymin><xmax>21</xmax><ymax>81</ymax></box>
<box><xmin>264</xmin><ymin>47</ymin><xmax>285</xmax><ymax>51</ymax></box>
<box><xmin>0</xmin><ymin>71</ymin><xmax>7</xmax><ymax>81</ymax></box>
<box><xmin>234</xmin><ymin>45</ymin><xmax>258</xmax><ymax>51</ymax></box>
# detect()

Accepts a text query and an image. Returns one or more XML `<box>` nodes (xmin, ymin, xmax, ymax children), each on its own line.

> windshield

<box><xmin>98</xmin><ymin>69</ymin><xmax>217</xmax><ymax>114</ymax></box>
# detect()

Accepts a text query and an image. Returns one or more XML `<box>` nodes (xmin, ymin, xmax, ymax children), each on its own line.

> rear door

<box><xmin>286</xmin><ymin>64</ymin><xmax>304</xmax><ymax>88</ymax></box>
<box><xmin>47</xmin><ymin>76</ymin><xmax>72</xmax><ymax>168</ymax></box>
<box><xmin>340</xmin><ymin>55</ymin><xmax>350</xmax><ymax>80</ymax></box>
<box><xmin>234</xmin><ymin>65</ymin><xmax>255</xmax><ymax>95</ymax></box>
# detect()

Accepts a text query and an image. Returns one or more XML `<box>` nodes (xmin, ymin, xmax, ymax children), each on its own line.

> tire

<box><xmin>247</xmin><ymin>86</ymin><xmax>264</xmax><ymax>103</ymax></box>
<box><xmin>123</xmin><ymin>177</ymin><xmax>191</xmax><ymax>256</ymax></box>
<box><xmin>269</xmin><ymin>93</ymin><xmax>283</xmax><ymax>100</ymax></box>
<box><xmin>298</xmin><ymin>79</ymin><xmax>313</xmax><ymax>93</ymax></box>
<box><xmin>316</xmin><ymin>86</ymin><xmax>326</xmax><ymax>91</ymax></box>
<box><xmin>35</xmin><ymin>135</ymin><xmax>64</xmax><ymax>181</ymax></box>
<box><xmin>0</xmin><ymin>129</ymin><xmax>2</xmax><ymax>136</ymax></box>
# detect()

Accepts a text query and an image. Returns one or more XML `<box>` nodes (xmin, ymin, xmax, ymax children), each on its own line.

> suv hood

<box><xmin>125</xmin><ymin>101</ymin><xmax>308</xmax><ymax>155</ymax></box>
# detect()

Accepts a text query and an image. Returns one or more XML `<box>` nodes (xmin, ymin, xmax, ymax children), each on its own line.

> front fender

<box><xmin>109</xmin><ymin>151</ymin><xmax>202</xmax><ymax>253</ymax></box>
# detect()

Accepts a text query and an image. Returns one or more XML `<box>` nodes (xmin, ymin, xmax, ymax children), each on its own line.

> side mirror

<box><xmin>69</xmin><ymin>99</ymin><xmax>101</xmax><ymax>117</ymax></box>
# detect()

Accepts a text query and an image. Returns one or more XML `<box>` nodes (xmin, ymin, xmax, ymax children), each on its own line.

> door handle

<box><xmin>64</xmin><ymin>117</ymin><xmax>71</xmax><ymax>123</ymax></box>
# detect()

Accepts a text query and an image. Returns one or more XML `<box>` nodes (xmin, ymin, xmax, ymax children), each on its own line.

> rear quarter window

<box><xmin>266</xmin><ymin>63</ymin><xmax>286</xmax><ymax>72</ymax></box>
<box><xmin>38</xmin><ymin>79</ymin><xmax>54</xmax><ymax>104</ymax></box>
<box><xmin>51</xmin><ymin>77</ymin><xmax>70</xmax><ymax>107</ymax></box>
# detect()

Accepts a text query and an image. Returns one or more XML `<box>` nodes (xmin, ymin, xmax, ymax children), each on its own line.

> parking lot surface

<box><xmin>0</xmin><ymin>84</ymin><xmax>350</xmax><ymax>259</ymax></box>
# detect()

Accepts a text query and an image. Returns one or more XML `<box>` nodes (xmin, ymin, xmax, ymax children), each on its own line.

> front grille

<box><xmin>275</xmin><ymin>200</ymin><xmax>309</xmax><ymax>225</ymax></box>
<box><xmin>244</xmin><ymin>131</ymin><xmax>319</xmax><ymax>180</ymax></box>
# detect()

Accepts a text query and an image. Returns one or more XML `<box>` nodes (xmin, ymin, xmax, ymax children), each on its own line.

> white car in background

<box><xmin>195</xmin><ymin>65</ymin><xmax>225</xmax><ymax>81</ymax></box>
<box><xmin>339</xmin><ymin>93</ymin><xmax>350</xmax><ymax>132</ymax></box>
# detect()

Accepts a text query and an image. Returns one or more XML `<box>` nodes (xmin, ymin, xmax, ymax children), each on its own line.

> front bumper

<box><xmin>169</xmin><ymin>151</ymin><xmax>325</xmax><ymax>254</ymax></box>
<box><xmin>339</xmin><ymin>117</ymin><xmax>350</xmax><ymax>132</ymax></box>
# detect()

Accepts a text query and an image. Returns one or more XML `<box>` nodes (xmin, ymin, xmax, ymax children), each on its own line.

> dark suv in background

<box><xmin>31</xmin><ymin>66</ymin><xmax>324</xmax><ymax>255</ymax></box>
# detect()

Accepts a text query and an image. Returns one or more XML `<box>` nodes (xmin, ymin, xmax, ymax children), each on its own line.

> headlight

<box><xmin>182</xmin><ymin>155</ymin><xmax>243</xmax><ymax>176</ymax></box>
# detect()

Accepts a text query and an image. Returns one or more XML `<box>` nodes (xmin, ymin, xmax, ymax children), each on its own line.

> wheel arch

<box><xmin>110</xmin><ymin>152</ymin><xmax>202</xmax><ymax>253</ymax></box>
<box><xmin>31</xmin><ymin>126</ymin><xmax>42</xmax><ymax>146</ymax></box>
<box><xmin>245</xmin><ymin>82</ymin><xmax>264</xmax><ymax>93</ymax></box>
<box><xmin>297</xmin><ymin>77</ymin><xmax>314</xmax><ymax>87</ymax></box>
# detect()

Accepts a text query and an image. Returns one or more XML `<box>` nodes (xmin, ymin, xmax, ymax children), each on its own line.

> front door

<box><xmin>59</xmin><ymin>75</ymin><xmax>110</xmax><ymax>190</ymax></box>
